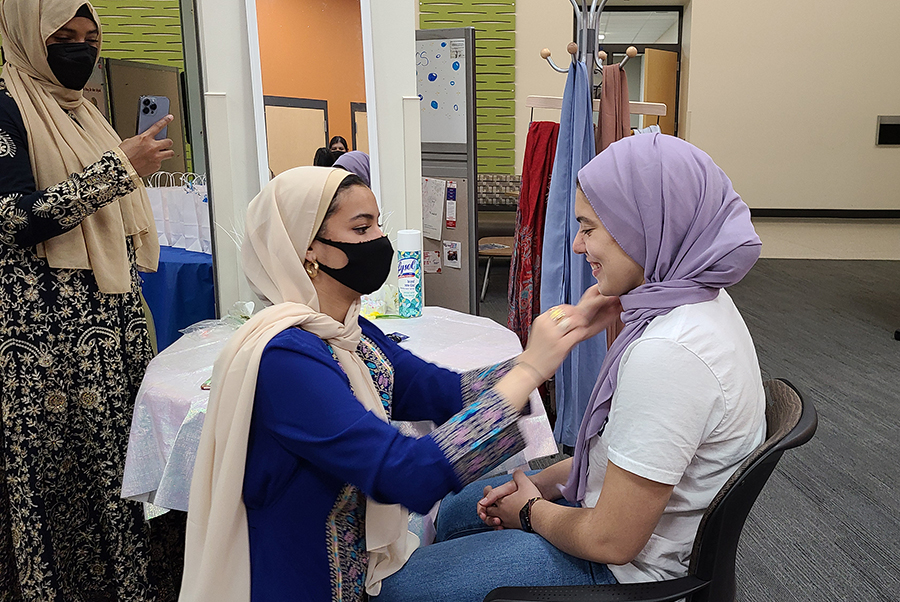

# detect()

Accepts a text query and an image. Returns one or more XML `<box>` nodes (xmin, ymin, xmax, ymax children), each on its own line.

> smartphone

<box><xmin>136</xmin><ymin>95</ymin><xmax>170</xmax><ymax>140</ymax></box>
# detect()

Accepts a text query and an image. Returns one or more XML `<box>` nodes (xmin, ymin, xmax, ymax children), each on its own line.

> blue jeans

<box><xmin>374</xmin><ymin>474</ymin><xmax>616</xmax><ymax>602</ymax></box>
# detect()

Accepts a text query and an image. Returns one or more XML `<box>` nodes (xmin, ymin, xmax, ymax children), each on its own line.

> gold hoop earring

<box><xmin>305</xmin><ymin>260</ymin><xmax>319</xmax><ymax>279</ymax></box>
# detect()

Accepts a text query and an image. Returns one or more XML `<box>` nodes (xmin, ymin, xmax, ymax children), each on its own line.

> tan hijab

<box><xmin>0</xmin><ymin>0</ymin><xmax>158</xmax><ymax>293</ymax></box>
<box><xmin>181</xmin><ymin>167</ymin><xmax>416</xmax><ymax>601</ymax></box>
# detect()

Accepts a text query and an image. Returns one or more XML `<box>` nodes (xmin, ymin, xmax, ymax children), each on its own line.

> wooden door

<box><xmin>642</xmin><ymin>48</ymin><xmax>678</xmax><ymax>135</ymax></box>
<box><xmin>351</xmin><ymin>102</ymin><xmax>369</xmax><ymax>153</ymax></box>
<box><xmin>263</xmin><ymin>100</ymin><xmax>327</xmax><ymax>175</ymax></box>
<box><xmin>106</xmin><ymin>59</ymin><xmax>187</xmax><ymax>173</ymax></box>
<box><xmin>354</xmin><ymin>109</ymin><xmax>369</xmax><ymax>153</ymax></box>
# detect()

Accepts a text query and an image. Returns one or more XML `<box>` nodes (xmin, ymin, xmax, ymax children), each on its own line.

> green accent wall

<box><xmin>93</xmin><ymin>0</ymin><xmax>185</xmax><ymax>70</ymax></box>
<box><xmin>93</xmin><ymin>1</ymin><xmax>189</xmax><ymax>168</ymax></box>
<box><xmin>419</xmin><ymin>0</ymin><xmax>516</xmax><ymax>175</ymax></box>
<box><xmin>0</xmin><ymin>2</ymin><xmax>189</xmax><ymax>166</ymax></box>
<box><xmin>1</xmin><ymin>1</ymin><xmax>184</xmax><ymax>69</ymax></box>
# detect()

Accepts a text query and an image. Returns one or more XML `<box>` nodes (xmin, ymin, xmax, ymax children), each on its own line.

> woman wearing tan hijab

<box><xmin>1</xmin><ymin>1</ymin><xmax>180</xmax><ymax>600</ymax></box>
<box><xmin>180</xmin><ymin>167</ymin><xmax>587</xmax><ymax>602</ymax></box>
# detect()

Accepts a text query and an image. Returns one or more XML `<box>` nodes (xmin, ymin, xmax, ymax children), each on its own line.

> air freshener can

<box><xmin>397</xmin><ymin>229</ymin><xmax>423</xmax><ymax>318</ymax></box>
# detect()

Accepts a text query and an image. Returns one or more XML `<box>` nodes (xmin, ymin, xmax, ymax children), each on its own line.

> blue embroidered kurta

<box><xmin>243</xmin><ymin>318</ymin><xmax>525</xmax><ymax>602</ymax></box>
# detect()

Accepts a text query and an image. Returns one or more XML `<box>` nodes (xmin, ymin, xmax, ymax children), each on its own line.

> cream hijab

<box><xmin>181</xmin><ymin>167</ymin><xmax>416</xmax><ymax>601</ymax></box>
<box><xmin>0</xmin><ymin>0</ymin><xmax>158</xmax><ymax>293</ymax></box>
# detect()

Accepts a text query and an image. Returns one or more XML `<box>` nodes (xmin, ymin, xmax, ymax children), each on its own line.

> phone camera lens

<box><xmin>143</xmin><ymin>98</ymin><xmax>151</xmax><ymax>106</ymax></box>
<box><xmin>149</xmin><ymin>103</ymin><xmax>157</xmax><ymax>111</ymax></box>
<box><xmin>142</xmin><ymin>107</ymin><xmax>150</xmax><ymax>114</ymax></box>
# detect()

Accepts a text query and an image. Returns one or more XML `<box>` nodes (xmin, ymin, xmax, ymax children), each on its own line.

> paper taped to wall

<box><xmin>422</xmin><ymin>177</ymin><xmax>447</xmax><ymax>240</ymax></box>
<box><xmin>443</xmin><ymin>240</ymin><xmax>461</xmax><ymax>269</ymax></box>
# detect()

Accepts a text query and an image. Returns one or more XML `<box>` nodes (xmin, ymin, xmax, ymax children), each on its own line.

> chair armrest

<box><xmin>483</xmin><ymin>576</ymin><xmax>708</xmax><ymax>602</ymax></box>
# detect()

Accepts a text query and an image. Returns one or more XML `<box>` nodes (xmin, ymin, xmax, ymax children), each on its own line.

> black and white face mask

<box><xmin>315</xmin><ymin>235</ymin><xmax>394</xmax><ymax>295</ymax></box>
<box><xmin>46</xmin><ymin>42</ymin><xmax>98</xmax><ymax>90</ymax></box>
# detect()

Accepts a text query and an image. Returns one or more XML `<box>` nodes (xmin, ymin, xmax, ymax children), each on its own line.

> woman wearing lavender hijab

<box><xmin>375</xmin><ymin>134</ymin><xmax>767</xmax><ymax>601</ymax></box>
<box><xmin>333</xmin><ymin>150</ymin><xmax>370</xmax><ymax>186</ymax></box>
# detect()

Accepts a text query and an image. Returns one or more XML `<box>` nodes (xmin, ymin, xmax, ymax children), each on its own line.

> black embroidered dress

<box><xmin>0</xmin><ymin>79</ymin><xmax>174</xmax><ymax>601</ymax></box>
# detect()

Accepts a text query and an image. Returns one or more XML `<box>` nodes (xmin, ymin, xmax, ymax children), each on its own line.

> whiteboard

<box><xmin>416</xmin><ymin>38</ymin><xmax>467</xmax><ymax>144</ymax></box>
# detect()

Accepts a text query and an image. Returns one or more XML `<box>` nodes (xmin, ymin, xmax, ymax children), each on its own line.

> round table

<box><xmin>121</xmin><ymin>306</ymin><xmax>556</xmax><ymax>517</ymax></box>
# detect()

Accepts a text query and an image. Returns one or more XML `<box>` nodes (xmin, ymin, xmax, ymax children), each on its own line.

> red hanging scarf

<box><xmin>507</xmin><ymin>121</ymin><xmax>559</xmax><ymax>347</ymax></box>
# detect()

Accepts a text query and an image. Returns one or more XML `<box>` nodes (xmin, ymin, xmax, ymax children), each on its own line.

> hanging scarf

<box><xmin>540</xmin><ymin>59</ymin><xmax>607</xmax><ymax>448</ymax></box>
<box><xmin>0</xmin><ymin>0</ymin><xmax>158</xmax><ymax>293</ymax></box>
<box><xmin>181</xmin><ymin>167</ymin><xmax>416</xmax><ymax>601</ymax></box>
<box><xmin>595</xmin><ymin>63</ymin><xmax>631</xmax><ymax>153</ymax></box>
<box><xmin>507</xmin><ymin>120</ymin><xmax>558</xmax><ymax>348</ymax></box>
<box><xmin>562</xmin><ymin>134</ymin><xmax>762</xmax><ymax>503</ymax></box>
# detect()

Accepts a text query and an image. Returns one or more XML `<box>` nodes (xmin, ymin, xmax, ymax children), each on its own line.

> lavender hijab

<box><xmin>333</xmin><ymin>151</ymin><xmax>371</xmax><ymax>187</ymax></box>
<box><xmin>561</xmin><ymin>134</ymin><xmax>762</xmax><ymax>503</ymax></box>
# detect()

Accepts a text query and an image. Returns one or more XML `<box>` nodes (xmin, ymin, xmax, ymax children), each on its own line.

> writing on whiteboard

<box><xmin>416</xmin><ymin>38</ymin><xmax>467</xmax><ymax>144</ymax></box>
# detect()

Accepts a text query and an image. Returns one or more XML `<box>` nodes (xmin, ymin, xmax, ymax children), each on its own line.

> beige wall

<box><xmin>678</xmin><ymin>1</ymin><xmax>692</xmax><ymax>139</ymax></box>
<box><xmin>752</xmin><ymin>219</ymin><xmax>900</xmax><ymax>260</ymax></box>
<box><xmin>684</xmin><ymin>0</ymin><xmax>900</xmax><ymax>259</ymax></box>
<box><xmin>513</xmin><ymin>0</ymin><xmax>573</xmax><ymax>176</ymax></box>
<box><xmin>685</xmin><ymin>0</ymin><xmax>900</xmax><ymax>212</ymax></box>
<box><xmin>513</xmin><ymin>0</ymin><xmax>900</xmax><ymax>259</ymax></box>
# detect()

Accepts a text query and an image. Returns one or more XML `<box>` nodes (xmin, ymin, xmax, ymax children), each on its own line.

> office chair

<box><xmin>484</xmin><ymin>378</ymin><xmax>818</xmax><ymax>602</ymax></box>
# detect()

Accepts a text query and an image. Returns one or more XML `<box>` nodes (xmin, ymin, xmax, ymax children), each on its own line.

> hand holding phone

<box><xmin>137</xmin><ymin>95</ymin><xmax>171</xmax><ymax>140</ymax></box>
<box><xmin>119</xmin><ymin>112</ymin><xmax>175</xmax><ymax>177</ymax></box>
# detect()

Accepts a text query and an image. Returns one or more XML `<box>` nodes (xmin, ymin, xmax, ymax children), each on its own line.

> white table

<box><xmin>121</xmin><ymin>307</ymin><xmax>557</xmax><ymax>515</ymax></box>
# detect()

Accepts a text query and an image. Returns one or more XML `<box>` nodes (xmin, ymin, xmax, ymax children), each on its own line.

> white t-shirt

<box><xmin>583</xmin><ymin>289</ymin><xmax>766</xmax><ymax>584</ymax></box>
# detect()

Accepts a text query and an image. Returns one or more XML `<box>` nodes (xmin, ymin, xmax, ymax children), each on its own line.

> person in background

<box><xmin>313</xmin><ymin>146</ymin><xmax>337</xmax><ymax>167</ymax></box>
<box><xmin>0</xmin><ymin>1</ymin><xmax>181</xmax><ymax>599</ymax></box>
<box><xmin>333</xmin><ymin>150</ymin><xmax>370</xmax><ymax>187</ymax></box>
<box><xmin>375</xmin><ymin>134</ymin><xmax>766</xmax><ymax>602</ymax></box>
<box><xmin>179</xmin><ymin>167</ymin><xmax>589</xmax><ymax>602</ymax></box>
<box><xmin>329</xmin><ymin>134</ymin><xmax>348</xmax><ymax>154</ymax></box>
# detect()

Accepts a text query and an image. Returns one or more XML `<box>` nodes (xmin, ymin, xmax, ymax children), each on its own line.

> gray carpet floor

<box><xmin>729</xmin><ymin>260</ymin><xmax>900</xmax><ymax>602</ymax></box>
<box><xmin>477</xmin><ymin>257</ymin><xmax>900</xmax><ymax>601</ymax></box>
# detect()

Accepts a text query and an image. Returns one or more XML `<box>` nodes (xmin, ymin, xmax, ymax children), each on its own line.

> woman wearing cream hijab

<box><xmin>1</xmin><ymin>1</ymin><xmax>179</xmax><ymax>600</ymax></box>
<box><xmin>181</xmin><ymin>167</ymin><xmax>587</xmax><ymax>601</ymax></box>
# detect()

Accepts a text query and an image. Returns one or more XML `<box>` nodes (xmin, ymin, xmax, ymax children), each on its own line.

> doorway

<box><xmin>596</xmin><ymin>7</ymin><xmax>682</xmax><ymax>136</ymax></box>
<box><xmin>351</xmin><ymin>102</ymin><xmax>368</xmax><ymax>153</ymax></box>
<box><xmin>263</xmin><ymin>96</ymin><xmax>329</xmax><ymax>175</ymax></box>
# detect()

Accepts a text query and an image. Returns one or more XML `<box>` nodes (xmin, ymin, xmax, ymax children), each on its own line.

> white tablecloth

<box><xmin>121</xmin><ymin>307</ymin><xmax>557</xmax><ymax>515</ymax></box>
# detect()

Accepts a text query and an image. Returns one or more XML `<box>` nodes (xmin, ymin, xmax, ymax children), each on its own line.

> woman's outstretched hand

<box><xmin>572</xmin><ymin>285</ymin><xmax>623</xmax><ymax>342</ymax></box>
<box><xmin>519</xmin><ymin>305</ymin><xmax>589</xmax><ymax>381</ymax></box>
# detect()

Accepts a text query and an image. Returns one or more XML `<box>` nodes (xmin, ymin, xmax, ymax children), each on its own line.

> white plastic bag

<box><xmin>193</xmin><ymin>183</ymin><xmax>212</xmax><ymax>253</ymax></box>
<box><xmin>145</xmin><ymin>185</ymin><xmax>169</xmax><ymax>246</ymax></box>
<box><xmin>181</xmin><ymin>175</ymin><xmax>210</xmax><ymax>253</ymax></box>
<box><xmin>163</xmin><ymin>185</ymin><xmax>186</xmax><ymax>249</ymax></box>
<box><xmin>145</xmin><ymin>172</ymin><xmax>211</xmax><ymax>253</ymax></box>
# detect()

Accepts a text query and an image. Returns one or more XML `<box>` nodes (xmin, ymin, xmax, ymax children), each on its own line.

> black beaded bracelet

<box><xmin>519</xmin><ymin>496</ymin><xmax>542</xmax><ymax>533</ymax></box>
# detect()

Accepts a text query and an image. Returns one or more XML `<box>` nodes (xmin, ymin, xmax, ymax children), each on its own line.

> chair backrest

<box><xmin>686</xmin><ymin>378</ymin><xmax>818</xmax><ymax>602</ymax></box>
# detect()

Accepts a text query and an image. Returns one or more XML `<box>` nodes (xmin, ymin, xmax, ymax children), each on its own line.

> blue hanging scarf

<box><xmin>539</xmin><ymin>60</ymin><xmax>607</xmax><ymax>447</ymax></box>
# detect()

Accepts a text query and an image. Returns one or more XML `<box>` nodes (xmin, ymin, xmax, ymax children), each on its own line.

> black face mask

<box><xmin>46</xmin><ymin>43</ymin><xmax>98</xmax><ymax>90</ymax></box>
<box><xmin>315</xmin><ymin>235</ymin><xmax>394</xmax><ymax>295</ymax></box>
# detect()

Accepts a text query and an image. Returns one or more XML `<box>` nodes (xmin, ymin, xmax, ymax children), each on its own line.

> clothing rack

<box><xmin>525</xmin><ymin>95</ymin><xmax>666</xmax><ymax>117</ymax></box>
<box><xmin>538</xmin><ymin>0</ymin><xmax>638</xmax><ymax>87</ymax></box>
<box><xmin>540</xmin><ymin>43</ymin><xmax>638</xmax><ymax>78</ymax></box>
<box><xmin>610</xmin><ymin>47</ymin><xmax>638</xmax><ymax>70</ymax></box>
<box><xmin>532</xmin><ymin>1</ymin><xmax>667</xmax><ymax>121</ymax></box>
